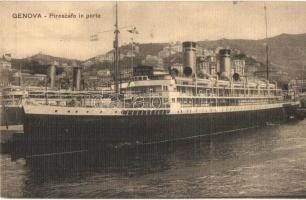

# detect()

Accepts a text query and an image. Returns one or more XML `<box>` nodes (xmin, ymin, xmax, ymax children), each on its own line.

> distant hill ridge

<box><xmin>11</xmin><ymin>33</ymin><xmax>306</xmax><ymax>78</ymax></box>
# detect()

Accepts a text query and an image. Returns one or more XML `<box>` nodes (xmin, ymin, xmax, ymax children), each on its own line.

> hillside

<box><xmin>95</xmin><ymin>33</ymin><xmax>305</xmax><ymax>78</ymax></box>
<box><xmin>11</xmin><ymin>53</ymin><xmax>81</xmax><ymax>74</ymax></box>
<box><xmin>11</xmin><ymin>33</ymin><xmax>306</xmax><ymax>79</ymax></box>
<box><xmin>197</xmin><ymin>33</ymin><xmax>306</xmax><ymax>77</ymax></box>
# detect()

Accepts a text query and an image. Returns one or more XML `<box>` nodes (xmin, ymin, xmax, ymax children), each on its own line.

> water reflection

<box><xmin>23</xmin><ymin>126</ymin><xmax>280</xmax><ymax>184</ymax></box>
<box><xmin>2</xmin><ymin>121</ymin><xmax>306</xmax><ymax>198</ymax></box>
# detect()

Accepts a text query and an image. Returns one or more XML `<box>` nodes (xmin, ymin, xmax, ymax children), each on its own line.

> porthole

<box><xmin>86</xmin><ymin>111</ymin><xmax>89</xmax><ymax>113</ymax></box>
<box><xmin>67</xmin><ymin>110</ymin><xmax>70</xmax><ymax>113</ymax></box>
<box><xmin>55</xmin><ymin>110</ymin><xmax>58</xmax><ymax>112</ymax></box>
<box><xmin>75</xmin><ymin>110</ymin><xmax>78</xmax><ymax>113</ymax></box>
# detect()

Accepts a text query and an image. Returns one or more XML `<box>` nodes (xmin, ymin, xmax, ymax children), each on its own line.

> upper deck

<box><xmin>122</xmin><ymin>75</ymin><xmax>282</xmax><ymax>96</ymax></box>
<box><xmin>22</xmin><ymin>73</ymin><xmax>300</xmax><ymax>117</ymax></box>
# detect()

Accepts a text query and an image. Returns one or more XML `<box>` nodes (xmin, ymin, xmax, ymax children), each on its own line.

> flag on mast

<box><xmin>127</xmin><ymin>26</ymin><xmax>139</xmax><ymax>34</ymax></box>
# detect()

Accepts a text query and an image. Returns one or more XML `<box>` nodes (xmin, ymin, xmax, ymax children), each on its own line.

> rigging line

<box><xmin>94</xmin><ymin>25</ymin><xmax>136</xmax><ymax>35</ymax></box>
<box><xmin>264</xmin><ymin>3</ymin><xmax>269</xmax><ymax>81</ymax></box>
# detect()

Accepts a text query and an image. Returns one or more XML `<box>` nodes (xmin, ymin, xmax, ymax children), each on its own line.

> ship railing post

<box><xmin>149</xmin><ymin>88</ymin><xmax>153</xmax><ymax>108</ymax></box>
<box><xmin>230</xmin><ymin>80</ymin><xmax>233</xmax><ymax>96</ymax></box>
<box><xmin>215</xmin><ymin>97</ymin><xmax>217</xmax><ymax>107</ymax></box>
<box><xmin>257</xmin><ymin>86</ymin><xmax>259</xmax><ymax>96</ymax></box>
<box><xmin>123</xmin><ymin>96</ymin><xmax>125</xmax><ymax>108</ymax></box>
<box><xmin>267</xmin><ymin>80</ymin><xmax>270</xmax><ymax>97</ymax></box>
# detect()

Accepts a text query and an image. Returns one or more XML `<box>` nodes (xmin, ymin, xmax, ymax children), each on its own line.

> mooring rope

<box><xmin>26</xmin><ymin>149</ymin><xmax>88</xmax><ymax>158</ymax></box>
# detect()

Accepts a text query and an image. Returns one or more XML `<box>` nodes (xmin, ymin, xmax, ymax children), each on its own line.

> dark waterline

<box><xmin>1</xmin><ymin>120</ymin><xmax>306</xmax><ymax>198</ymax></box>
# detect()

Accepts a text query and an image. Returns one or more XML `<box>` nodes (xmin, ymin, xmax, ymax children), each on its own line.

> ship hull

<box><xmin>23</xmin><ymin>103</ymin><xmax>298</xmax><ymax>153</ymax></box>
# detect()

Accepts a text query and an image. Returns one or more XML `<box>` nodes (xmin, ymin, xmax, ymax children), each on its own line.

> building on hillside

<box><xmin>95</xmin><ymin>52</ymin><xmax>125</xmax><ymax>62</ymax></box>
<box><xmin>196</xmin><ymin>47</ymin><xmax>215</xmax><ymax>57</ymax></box>
<box><xmin>207</xmin><ymin>56</ymin><xmax>218</xmax><ymax>75</ymax></box>
<box><xmin>197</xmin><ymin>57</ymin><xmax>209</xmax><ymax>73</ymax></box>
<box><xmin>231</xmin><ymin>54</ymin><xmax>246</xmax><ymax>76</ymax></box>
<box><xmin>0</xmin><ymin>54</ymin><xmax>13</xmax><ymax>87</ymax></box>
<box><xmin>0</xmin><ymin>54</ymin><xmax>12</xmax><ymax>71</ymax></box>
<box><xmin>83</xmin><ymin>60</ymin><xmax>93</xmax><ymax>67</ymax></box>
<box><xmin>142</xmin><ymin>55</ymin><xmax>164</xmax><ymax>68</ymax></box>
<box><xmin>290</xmin><ymin>79</ymin><xmax>306</xmax><ymax>93</ymax></box>
<box><xmin>97</xmin><ymin>69</ymin><xmax>111</xmax><ymax>77</ymax></box>
<box><xmin>126</xmin><ymin>49</ymin><xmax>136</xmax><ymax>58</ymax></box>
<box><xmin>196</xmin><ymin>55</ymin><xmax>219</xmax><ymax>76</ymax></box>
<box><xmin>10</xmin><ymin>72</ymin><xmax>47</xmax><ymax>87</ymax></box>
<box><xmin>158</xmin><ymin>42</ymin><xmax>182</xmax><ymax>58</ymax></box>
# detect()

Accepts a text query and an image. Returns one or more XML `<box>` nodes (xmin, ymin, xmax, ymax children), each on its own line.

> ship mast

<box><xmin>264</xmin><ymin>3</ymin><xmax>269</xmax><ymax>81</ymax></box>
<box><xmin>114</xmin><ymin>1</ymin><xmax>120</xmax><ymax>94</ymax></box>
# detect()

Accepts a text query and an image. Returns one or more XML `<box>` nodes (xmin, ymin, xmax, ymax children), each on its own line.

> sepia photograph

<box><xmin>1</xmin><ymin>1</ymin><xmax>306</xmax><ymax>198</ymax></box>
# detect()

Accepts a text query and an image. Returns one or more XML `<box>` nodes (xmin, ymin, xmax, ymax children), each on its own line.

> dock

<box><xmin>0</xmin><ymin>125</ymin><xmax>24</xmax><ymax>154</ymax></box>
<box><xmin>1</xmin><ymin>125</ymin><xmax>23</xmax><ymax>141</ymax></box>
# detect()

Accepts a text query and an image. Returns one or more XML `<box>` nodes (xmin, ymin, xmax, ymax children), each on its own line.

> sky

<box><xmin>1</xmin><ymin>1</ymin><xmax>306</xmax><ymax>60</ymax></box>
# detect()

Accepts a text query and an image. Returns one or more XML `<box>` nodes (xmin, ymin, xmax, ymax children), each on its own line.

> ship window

<box><xmin>55</xmin><ymin>110</ymin><xmax>58</xmax><ymax>112</ymax></box>
<box><xmin>172</xmin><ymin>98</ymin><xmax>175</xmax><ymax>103</ymax></box>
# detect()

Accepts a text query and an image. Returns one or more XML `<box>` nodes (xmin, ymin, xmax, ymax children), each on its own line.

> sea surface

<box><xmin>1</xmin><ymin>120</ymin><xmax>306</xmax><ymax>198</ymax></box>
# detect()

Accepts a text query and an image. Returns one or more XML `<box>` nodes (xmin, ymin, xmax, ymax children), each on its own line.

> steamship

<box><xmin>22</xmin><ymin>3</ymin><xmax>300</xmax><ymax>150</ymax></box>
<box><xmin>23</xmin><ymin>41</ymin><xmax>300</xmax><ymax>148</ymax></box>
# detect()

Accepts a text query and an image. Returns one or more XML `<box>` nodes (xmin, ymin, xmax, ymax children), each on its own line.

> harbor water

<box><xmin>1</xmin><ymin>120</ymin><xmax>306</xmax><ymax>198</ymax></box>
